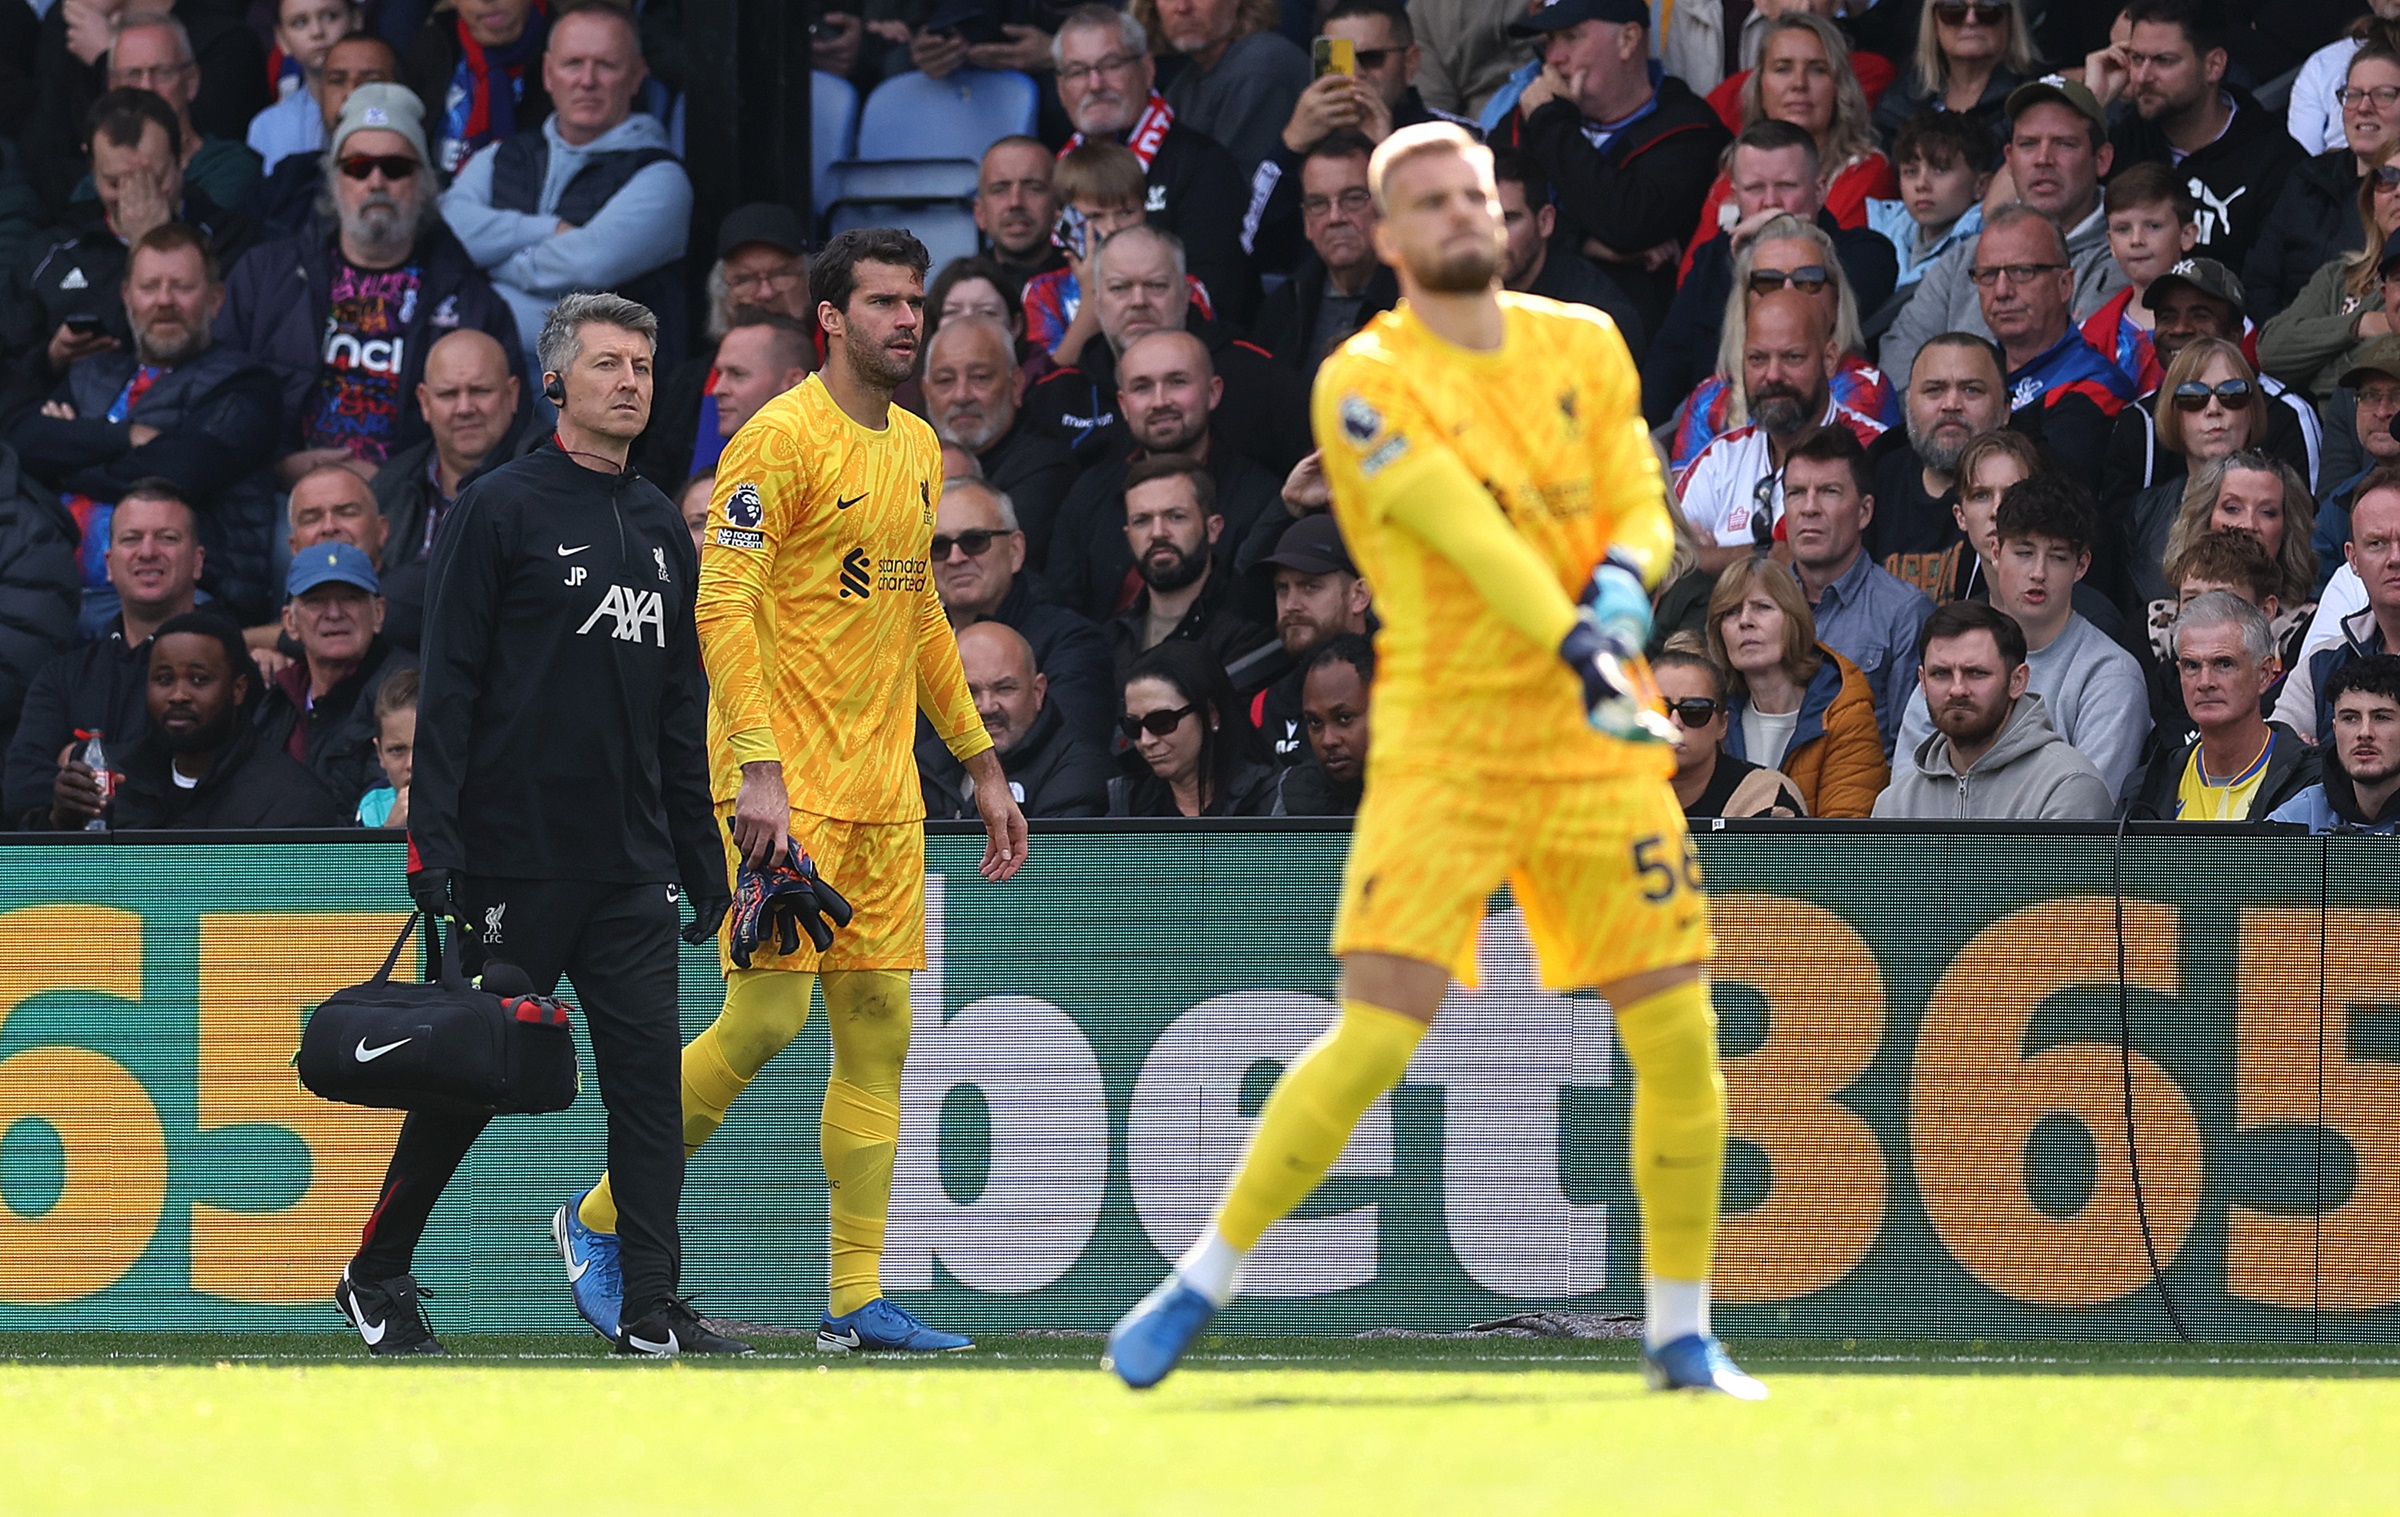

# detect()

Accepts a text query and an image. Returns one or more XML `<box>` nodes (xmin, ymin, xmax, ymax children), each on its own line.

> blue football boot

<box><xmin>1104</xmin><ymin>1275</ymin><xmax>1217</xmax><ymax>1390</ymax></box>
<box><xmin>551</xmin><ymin>1193</ymin><xmax>624</xmax><ymax>1341</ymax></box>
<box><xmin>1641</xmin><ymin>1333</ymin><xmax>1770</xmax><ymax>1400</ymax></box>
<box><xmin>816</xmin><ymin>1297</ymin><xmax>974</xmax><ymax>1353</ymax></box>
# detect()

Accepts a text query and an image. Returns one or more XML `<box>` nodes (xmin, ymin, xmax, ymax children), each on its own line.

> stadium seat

<box><xmin>852</xmin><ymin>68</ymin><xmax>1037</xmax><ymax>165</ymax></box>
<box><xmin>813</xmin><ymin>71</ymin><xmax>861</xmax><ymax>218</ymax></box>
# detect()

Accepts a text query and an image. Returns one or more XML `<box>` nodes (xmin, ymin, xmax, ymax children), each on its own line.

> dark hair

<box><xmin>1915</xmin><ymin>598</ymin><xmax>2027</xmax><ymax>669</ymax></box>
<box><xmin>2163</xmin><ymin>526</ymin><xmax>2280</xmax><ymax>603</ymax></box>
<box><xmin>1123</xmin><ymin>452</ymin><xmax>1217</xmax><ymax>517</ymax></box>
<box><xmin>925</xmin><ymin>254</ymin><xmax>1026</xmax><ymax>344</ymax></box>
<box><xmin>1322</xmin><ymin>0</ymin><xmax>1413</xmax><ymax>44</ymax></box>
<box><xmin>2326</xmin><ymin>652</ymin><xmax>2400</xmax><ymax>711</ymax></box>
<box><xmin>2104</xmin><ymin>159</ymin><xmax>2198</xmax><ymax>224</ymax></box>
<box><xmin>1305</xmin><ymin>130</ymin><xmax>1376</xmax><ymax>168</ymax></box>
<box><xmin>1781</xmin><ymin>423</ymin><xmax>1872</xmax><ymax>496</ymax></box>
<box><xmin>1915</xmin><ymin>330</ymin><xmax>2005</xmax><ymax>379</ymax></box>
<box><xmin>86</xmin><ymin>87</ymin><xmax>181</xmax><ymax>159</ymax></box>
<box><xmin>1731</xmin><ymin>117</ymin><xmax>1821</xmax><ymax>178</ymax></box>
<box><xmin>722</xmin><ymin>305</ymin><xmax>814</xmax><ymax>370</ymax></box>
<box><xmin>374</xmin><ymin>666</ymin><xmax>420</xmax><ymax>723</ymax></box>
<box><xmin>2122</xmin><ymin>0</ymin><xmax>2226</xmax><ymax>56</ymax></box>
<box><xmin>1489</xmin><ymin>146</ymin><xmax>1549</xmax><ymax>208</ymax></box>
<box><xmin>1891</xmin><ymin>109</ymin><xmax>1995</xmax><ymax>174</ymax></box>
<box><xmin>1652</xmin><ymin>646</ymin><xmax>1726</xmax><ymax>701</ymax></box>
<box><xmin>809</xmin><ymin>227</ymin><xmax>932</xmax><ymax>321</ymax></box>
<box><xmin>116</xmin><ymin>476</ymin><xmax>195</xmax><ymax>527</ymax></box>
<box><xmin>1305</xmin><ymin>631</ymin><xmax>1375</xmax><ymax>685</ymax></box>
<box><xmin>1993</xmin><ymin>472</ymin><xmax>2097</xmax><ymax>556</ymax></box>
<box><xmin>328</xmin><ymin>28</ymin><xmax>402</xmax><ymax>65</ymax></box>
<box><xmin>152</xmin><ymin>610</ymin><xmax>259</xmax><ymax>702</ymax></box>
<box><xmin>131</xmin><ymin>220</ymin><xmax>220</xmax><ymax>284</ymax></box>
<box><xmin>1124</xmin><ymin>639</ymin><xmax>1255</xmax><ymax>814</ymax></box>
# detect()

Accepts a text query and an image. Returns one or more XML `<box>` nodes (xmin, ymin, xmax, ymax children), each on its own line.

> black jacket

<box><xmin>1105</xmin><ymin>565</ymin><xmax>1273</xmax><ymax>684</ymax></box>
<box><xmin>1022</xmin><ymin>312</ymin><xmax>1311</xmax><ymax>474</ymax></box>
<box><xmin>1642</xmin><ymin>208</ymin><xmax>1897</xmax><ymax>426</ymax></box>
<box><xmin>113</xmin><ymin>721</ymin><xmax>343</xmax><ymax>830</ymax></box>
<box><xmin>372</xmin><ymin>418</ymin><xmax>538</xmax><ymax>652</ymax></box>
<box><xmin>2243</xmin><ymin>149</ymin><xmax>2363</xmax><ymax>325</ymax></box>
<box><xmin>2130</xmin><ymin>721</ymin><xmax>2318</xmax><ymax>822</ymax></box>
<box><xmin>1106</xmin><ymin>757</ymin><xmax>1276</xmax><ymax>816</ymax></box>
<box><xmin>1525</xmin><ymin>246</ymin><xmax>1647</xmax><ymax>358</ymax></box>
<box><xmin>976</xmin><ymin>419</ymin><xmax>1079</xmax><ymax>571</ymax></box>
<box><xmin>1241</xmin><ymin>87</ymin><xmax>1470</xmax><ymax>275</ymax></box>
<box><xmin>632</xmin><ymin>352</ymin><xmax>716</xmax><ymax>495</ymax></box>
<box><xmin>214</xmin><ymin>216</ymin><xmax>529</xmax><ymax>458</ymax></box>
<box><xmin>0</xmin><ymin>442</ymin><xmax>76</xmax><ymax>747</ymax></box>
<box><xmin>971</xmin><ymin>574</ymin><xmax>1115</xmax><ymax>746</ymax></box>
<box><xmin>253</xmin><ymin>636</ymin><xmax>418</xmax><ymax>810</ymax></box>
<box><xmin>1260</xmin><ymin>755</ymin><xmax>1359</xmax><ymax>816</ymax></box>
<box><xmin>915</xmin><ymin>698</ymin><xmax>1111</xmax><ymax>820</ymax></box>
<box><xmin>1139</xmin><ymin>121</ymin><xmax>1258</xmax><ymax>329</ymax></box>
<box><xmin>2109</xmin><ymin>87</ymin><xmax>2309</xmax><ymax>274</ymax></box>
<box><xmin>1501</xmin><ymin>76</ymin><xmax>1731</xmax><ymax>340</ymax></box>
<box><xmin>1047</xmin><ymin>435</ymin><xmax>1285</xmax><ymax>622</ymax></box>
<box><xmin>3</xmin><ymin>621</ymin><xmax>153</xmax><ymax>828</ymax></box>
<box><xmin>408</xmin><ymin>441</ymin><xmax>720</xmax><ymax>894</ymax></box>
<box><xmin>1252</xmin><ymin>258</ymin><xmax>1400</xmax><ymax>382</ymax></box>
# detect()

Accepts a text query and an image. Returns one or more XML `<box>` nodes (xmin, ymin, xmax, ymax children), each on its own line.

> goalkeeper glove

<box><xmin>1560</xmin><ymin>553</ymin><xmax>1675</xmax><ymax>745</ymax></box>
<box><xmin>725</xmin><ymin>820</ymin><xmax>856</xmax><ymax>968</ymax></box>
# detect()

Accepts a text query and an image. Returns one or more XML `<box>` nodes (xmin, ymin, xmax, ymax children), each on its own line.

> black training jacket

<box><xmin>408</xmin><ymin>438</ymin><xmax>720</xmax><ymax>896</ymax></box>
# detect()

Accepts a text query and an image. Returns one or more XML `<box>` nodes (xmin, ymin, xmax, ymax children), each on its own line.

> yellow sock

<box><xmin>1614</xmin><ymin>977</ymin><xmax>1726</xmax><ymax>1282</ymax></box>
<box><xmin>1211</xmin><ymin>999</ymin><xmax>1426</xmax><ymax>1252</ymax></box>
<box><xmin>578</xmin><ymin>969</ymin><xmax>817</xmax><ymax>1235</ymax></box>
<box><xmin>822</xmin><ymin>969</ymin><xmax>911</xmax><ymax>1317</ymax></box>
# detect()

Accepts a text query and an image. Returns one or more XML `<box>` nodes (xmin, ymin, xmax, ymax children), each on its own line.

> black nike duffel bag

<box><xmin>297</xmin><ymin>913</ymin><xmax>580</xmax><ymax>1116</ymax></box>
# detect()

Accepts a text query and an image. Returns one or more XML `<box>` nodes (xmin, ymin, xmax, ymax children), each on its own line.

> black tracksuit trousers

<box><xmin>351</xmin><ymin>876</ymin><xmax>686</xmax><ymax>1324</ymax></box>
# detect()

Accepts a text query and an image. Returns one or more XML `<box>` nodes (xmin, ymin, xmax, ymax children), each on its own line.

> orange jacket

<box><xmin>1779</xmin><ymin>648</ymin><xmax>1888</xmax><ymax>818</ymax></box>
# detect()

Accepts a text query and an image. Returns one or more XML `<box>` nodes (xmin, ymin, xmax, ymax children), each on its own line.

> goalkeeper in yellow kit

<box><xmin>1106</xmin><ymin>124</ymin><xmax>1763</xmax><ymax>1398</ymax></box>
<box><xmin>553</xmin><ymin>228</ymin><xmax>1028</xmax><ymax>1354</ymax></box>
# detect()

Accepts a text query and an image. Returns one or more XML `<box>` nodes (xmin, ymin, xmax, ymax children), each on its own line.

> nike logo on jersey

<box><xmin>835</xmin><ymin>494</ymin><xmax>866</xmax><ymax>511</ymax></box>
<box><xmin>557</xmin><ymin>544</ymin><xmax>591</xmax><ymax>556</ymax></box>
<box><xmin>627</xmin><ymin>1330</ymin><xmax>678</xmax><ymax>1354</ymax></box>
<box><xmin>355</xmin><ymin>1036</ymin><xmax>411</xmax><ymax>1063</ymax></box>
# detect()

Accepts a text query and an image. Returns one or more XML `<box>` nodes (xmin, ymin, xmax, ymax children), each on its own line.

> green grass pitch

<box><xmin>1</xmin><ymin>1334</ymin><xmax>2394</xmax><ymax>1514</ymax></box>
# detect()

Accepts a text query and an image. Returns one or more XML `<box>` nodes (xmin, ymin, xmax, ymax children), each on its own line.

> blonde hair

<box><xmin>2165</xmin><ymin>453</ymin><xmax>2319</xmax><ymax>604</ymax></box>
<box><xmin>1712</xmin><ymin>214</ymin><xmax>1862</xmax><ymax>428</ymax></box>
<box><xmin>1054</xmin><ymin>138</ymin><xmax>1148</xmax><ymax>207</ymax></box>
<box><xmin>2153</xmin><ymin>338</ymin><xmax>2267</xmax><ymax>458</ymax></box>
<box><xmin>1367</xmin><ymin>121</ymin><xmax>1489</xmax><ymax>215</ymax></box>
<box><xmin>1955</xmin><ymin>427</ymin><xmax>2043</xmax><ymax>499</ymax></box>
<box><xmin>1743</xmin><ymin>14</ymin><xmax>1879</xmax><ymax>185</ymax></box>
<box><xmin>1704</xmin><ymin>557</ymin><xmax>1823</xmax><ymax>700</ymax></box>
<box><xmin>1910</xmin><ymin>0</ymin><xmax>2042</xmax><ymax>101</ymax></box>
<box><xmin>2343</xmin><ymin>150</ymin><xmax>2400</xmax><ymax>302</ymax></box>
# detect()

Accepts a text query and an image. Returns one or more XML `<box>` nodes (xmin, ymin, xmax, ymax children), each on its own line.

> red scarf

<box><xmin>1067</xmin><ymin>92</ymin><xmax>1175</xmax><ymax>169</ymax></box>
<box><xmin>456</xmin><ymin>0</ymin><xmax>550</xmax><ymax>147</ymax></box>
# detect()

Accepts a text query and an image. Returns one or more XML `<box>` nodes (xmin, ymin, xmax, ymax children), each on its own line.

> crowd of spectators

<box><xmin>3</xmin><ymin>0</ymin><xmax>2399</xmax><ymax>834</ymax></box>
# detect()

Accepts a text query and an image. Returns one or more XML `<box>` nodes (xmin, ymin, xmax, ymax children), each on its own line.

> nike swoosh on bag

<box><xmin>355</xmin><ymin>1037</ymin><xmax>412</xmax><ymax>1062</ymax></box>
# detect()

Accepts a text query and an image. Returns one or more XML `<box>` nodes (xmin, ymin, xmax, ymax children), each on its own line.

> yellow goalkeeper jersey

<box><xmin>699</xmin><ymin>374</ymin><xmax>989</xmax><ymax>820</ymax></box>
<box><xmin>1313</xmin><ymin>292</ymin><xmax>1676</xmax><ymax>783</ymax></box>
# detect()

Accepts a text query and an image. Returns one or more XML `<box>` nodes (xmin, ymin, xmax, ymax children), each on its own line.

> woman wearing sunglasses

<box><xmin>1704</xmin><ymin>557</ymin><xmax>1887</xmax><ymax>817</ymax></box>
<box><xmin>2119</xmin><ymin>338</ymin><xmax>2271</xmax><ymax>614</ymax></box>
<box><xmin>1105</xmin><ymin>640</ymin><xmax>1273</xmax><ymax>817</ymax></box>
<box><xmin>2247</xmin><ymin>32</ymin><xmax>2400</xmax><ymax>325</ymax></box>
<box><xmin>1654</xmin><ymin>644</ymin><xmax>1806</xmax><ymax>819</ymax></box>
<box><xmin>1870</xmin><ymin>0</ymin><xmax>2040</xmax><ymax>148</ymax></box>
<box><xmin>2257</xmin><ymin>156</ymin><xmax>2400</xmax><ymax>401</ymax></box>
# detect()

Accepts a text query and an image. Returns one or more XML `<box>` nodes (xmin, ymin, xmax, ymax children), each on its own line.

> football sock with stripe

<box><xmin>822</xmin><ymin>969</ymin><xmax>911</xmax><ymax>1318</ymax></box>
<box><xmin>1612</xmin><ymin>976</ymin><xmax>1726</xmax><ymax>1347</ymax></box>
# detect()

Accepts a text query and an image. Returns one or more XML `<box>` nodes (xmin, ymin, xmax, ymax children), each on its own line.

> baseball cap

<box><xmin>287</xmin><ymin>541</ymin><xmax>381</xmax><ymax>598</ymax></box>
<box><xmin>1510</xmin><ymin>0</ymin><xmax>1648</xmax><ymax>38</ymax></box>
<box><xmin>1261</xmin><ymin>513</ymin><xmax>1355</xmax><ymax>577</ymax></box>
<box><xmin>2143</xmin><ymin>257</ymin><xmax>2245</xmax><ymax>314</ymax></box>
<box><xmin>2341</xmin><ymin>335</ymin><xmax>2400</xmax><ymax>390</ymax></box>
<box><xmin>330</xmin><ymin>83</ymin><xmax>429</xmax><ymax>168</ymax></box>
<box><xmin>2003</xmin><ymin>74</ymin><xmax>2108</xmax><ymax>137</ymax></box>
<box><xmin>715</xmin><ymin>202</ymin><xmax>807</xmax><ymax>260</ymax></box>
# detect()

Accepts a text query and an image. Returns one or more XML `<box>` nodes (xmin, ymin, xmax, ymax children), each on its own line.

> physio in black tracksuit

<box><xmin>346</xmin><ymin>296</ymin><xmax>730</xmax><ymax>1354</ymax></box>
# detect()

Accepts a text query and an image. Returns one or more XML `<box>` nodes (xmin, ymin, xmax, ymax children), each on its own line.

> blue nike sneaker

<box><xmin>551</xmin><ymin>1194</ymin><xmax>624</xmax><ymax>1341</ymax></box>
<box><xmin>1642</xmin><ymin>1333</ymin><xmax>1770</xmax><ymax>1400</ymax></box>
<box><xmin>816</xmin><ymin>1297</ymin><xmax>973</xmax><ymax>1353</ymax></box>
<box><xmin>1104</xmin><ymin>1275</ymin><xmax>1216</xmax><ymax>1390</ymax></box>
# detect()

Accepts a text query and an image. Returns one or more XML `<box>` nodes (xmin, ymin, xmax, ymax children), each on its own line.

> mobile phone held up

<box><xmin>1054</xmin><ymin>204</ymin><xmax>1090</xmax><ymax>261</ymax></box>
<box><xmin>63</xmin><ymin>313</ymin><xmax>104</xmax><ymax>338</ymax></box>
<box><xmin>1313</xmin><ymin>36</ymin><xmax>1354</xmax><ymax>78</ymax></box>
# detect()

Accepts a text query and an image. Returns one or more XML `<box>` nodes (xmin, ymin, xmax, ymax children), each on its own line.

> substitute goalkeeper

<box><xmin>553</xmin><ymin>228</ymin><xmax>1029</xmax><ymax>1354</ymax></box>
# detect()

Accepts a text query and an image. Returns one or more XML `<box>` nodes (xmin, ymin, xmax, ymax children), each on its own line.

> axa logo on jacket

<box><xmin>576</xmin><ymin>584</ymin><xmax>666</xmax><ymax>645</ymax></box>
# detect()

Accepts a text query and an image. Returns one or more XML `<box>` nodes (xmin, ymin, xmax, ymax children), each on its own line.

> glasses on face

<box><xmin>930</xmin><ymin>528</ymin><xmax>1003</xmax><ymax>560</ymax></box>
<box><xmin>2341</xmin><ymin>85</ymin><xmax>2400</xmax><ymax>109</ymax></box>
<box><xmin>1349</xmin><ymin>45</ymin><xmax>1400</xmax><ymax>68</ymax></box>
<box><xmin>1058</xmin><ymin>52</ymin><xmax>1140</xmax><ymax>85</ymax></box>
<box><xmin>2359</xmin><ymin>385</ymin><xmax>2400</xmax><ymax>409</ymax></box>
<box><xmin>1301</xmin><ymin>187</ymin><xmax>1375</xmax><ymax>221</ymax></box>
<box><xmin>725</xmin><ymin>265</ymin><xmax>800</xmax><ymax>295</ymax></box>
<box><xmin>338</xmin><ymin>154</ymin><xmax>420</xmax><ymax>181</ymax></box>
<box><xmin>112</xmin><ymin>61</ymin><xmax>193</xmax><ymax>86</ymax></box>
<box><xmin>2172</xmin><ymin>379</ymin><xmax>2255</xmax><ymax>412</ymax></box>
<box><xmin>1665</xmin><ymin>697</ymin><xmax>1721</xmax><ymax>726</ymax></box>
<box><xmin>1118</xmin><ymin>703</ymin><xmax>1195</xmax><ymax>741</ymax></box>
<box><xmin>1748</xmin><ymin>265</ymin><xmax>1829</xmax><ymax>296</ymax></box>
<box><xmin>1932</xmin><ymin>1</ymin><xmax>2008</xmax><ymax>23</ymax></box>
<box><xmin>1967</xmin><ymin>261</ymin><xmax>2068</xmax><ymax>287</ymax></box>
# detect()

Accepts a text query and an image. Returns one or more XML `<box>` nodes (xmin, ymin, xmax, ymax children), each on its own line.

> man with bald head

<box><xmin>1043</xmin><ymin>326</ymin><xmax>1285</xmax><ymax>622</ymax></box>
<box><xmin>1677</xmin><ymin>290</ymin><xmax>1887</xmax><ymax>572</ymax></box>
<box><xmin>930</xmin><ymin>475</ymin><xmax>1112</xmax><ymax>744</ymax></box>
<box><xmin>372</xmin><ymin>326</ymin><xmax>526</xmax><ymax>650</ymax></box>
<box><xmin>922</xmin><ymin>317</ymin><xmax>1075</xmax><ymax>563</ymax></box>
<box><xmin>916</xmin><ymin>621</ymin><xmax>1112</xmax><ymax>819</ymax></box>
<box><xmin>1023</xmin><ymin>223</ymin><xmax>1311</xmax><ymax>472</ymax></box>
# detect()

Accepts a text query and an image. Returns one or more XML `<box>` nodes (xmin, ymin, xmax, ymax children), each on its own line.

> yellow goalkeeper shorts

<box><xmin>715</xmin><ymin>803</ymin><xmax>927</xmax><ymax>975</ymax></box>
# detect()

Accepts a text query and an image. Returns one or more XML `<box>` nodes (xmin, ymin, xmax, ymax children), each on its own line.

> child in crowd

<box><xmin>1021</xmin><ymin>140</ymin><xmax>1213</xmax><ymax>365</ymax></box>
<box><xmin>248</xmin><ymin>0</ymin><xmax>358</xmax><ymax>171</ymax></box>
<box><xmin>1867</xmin><ymin>112</ymin><xmax>1993</xmax><ymax>289</ymax></box>
<box><xmin>355</xmin><ymin>668</ymin><xmax>418</xmax><ymax>828</ymax></box>
<box><xmin>2081</xmin><ymin>165</ymin><xmax>2200</xmax><ymax>394</ymax></box>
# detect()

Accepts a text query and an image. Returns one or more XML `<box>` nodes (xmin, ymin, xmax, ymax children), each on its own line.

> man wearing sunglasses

<box><xmin>215</xmin><ymin>84</ymin><xmax>527</xmax><ymax>486</ymax></box>
<box><xmin>929</xmin><ymin>474</ymin><xmax>1114</xmax><ymax>744</ymax></box>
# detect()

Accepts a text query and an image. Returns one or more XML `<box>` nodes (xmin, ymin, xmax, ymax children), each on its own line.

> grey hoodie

<box><xmin>1893</xmin><ymin>613</ymin><xmax>2151</xmax><ymax>801</ymax></box>
<box><xmin>1873</xmin><ymin>692</ymin><xmax>2116</xmax><ymax>820</ymax></box>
